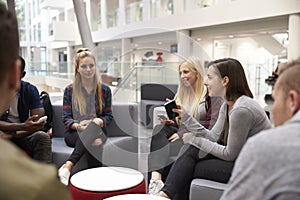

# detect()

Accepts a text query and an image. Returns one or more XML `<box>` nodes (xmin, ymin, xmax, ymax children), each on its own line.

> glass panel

<box><xmin>107</xmin><ymin>0</ymin><xmax>119</xmax><ymax>28</ymax></box>
<box><xmin>125</xmin><ymin>0</ymin><xmax>143</xmax><ymax>24</ymax></box>
<box><xmin>151</xmin><ymin>0</ymin><xmax>173</xmax><ymax>19</ymax></box>
<box><xmin>90</xmin><ymin>0</ymin><xmax>101</xmax><ymax>31</ymax></box>
<box><xmin>15</xmin><ymin>0</ymin><xmax>26</xmax><ymax>41</ymax></box>
<box><xmin>59</xmin><ymin>12</ymin><xmax>65</xmax><ymax>21</ymax></box>
<box><xmin>38</xmin><ymin>23</ymin><xmax>41</xmax><ymax>42</ymax></box>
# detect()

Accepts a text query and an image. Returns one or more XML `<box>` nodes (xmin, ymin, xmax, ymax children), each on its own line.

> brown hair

<box><xmin>0</xmin><ymin>3</ymin><xmax>19</xmax><ymax>85</ymax></box>
<box><xmin>73</xmin><ymin>48</ymin><xmax>103</xmax><ymax>115</ymax></box>
<box><xmin>208</xmin><ymin>58</ymin><xmax>253</xmax><ymax>101</ymax></box>
<box><xmin>277</xmin><ymin>58</ymin><xmax>300</xmax><ymax>96</ymax></box>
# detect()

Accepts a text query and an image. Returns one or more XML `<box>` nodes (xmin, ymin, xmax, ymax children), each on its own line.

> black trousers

<box><xmin>162</xmin><ymin>144</ymin><xmax>234</xmax><ymax>200</ymax></box>
<box><xmin>148</xmin><ymin>123</ymin><xmax>183</xmax><ymax>182</ymax></box>
<box><xmin>65</xmin><ymin>122</ymin><xmax>107</xmax><ymax>168</ymax></box>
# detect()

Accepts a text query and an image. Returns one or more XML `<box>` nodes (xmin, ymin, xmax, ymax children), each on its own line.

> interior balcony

<box><xmin>40</xmin><ymin>0</ymin><xmax>69</xmax><ymax>10</ymax></box>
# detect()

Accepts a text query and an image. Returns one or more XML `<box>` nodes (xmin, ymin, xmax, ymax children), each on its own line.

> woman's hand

<box><xmin>157</xmin><ymin>114</ymin><xmax>175</xmax><ymax>126</ymax></box>
<box><xmin>182</xmin><ymin>132</ymin><xmax>195</xmax><ymax>144</ymax></box>
<box><xmin>172</xmin><ymin>103</ymin><xmax>185</xmax><ymax>118</ymax></box>
<box><xmin>74</xmin><ymin>123</ymin><xmax>86</xmax><ymax>131</ymax></box>
<box><xmin>80</xmin><ymin>120</ymin><xmax>91</xmax><ymax>126</ymax></box>
<box><xmin>168</xmin><ymin>133</ymin><xmax>179</xmax><ymax>142</ymax></box>
<box><xmin>92</xmin><ymin>138</ymin><xmax>103</xmax><ymax>146</ymax></box>
<box><xmin>164</xmin><ymin>119</ymin><xmax>175</xmax><ymax>126</ymax></box>
<box><xmin>74</xmin><ymin>120</ymin><xmax>91</xmax><ymax>131</ymax></box>
<box><xmin>93</xmin><ymin>118</ymin><xmax>104</xmax><ymax>128</ymax></box>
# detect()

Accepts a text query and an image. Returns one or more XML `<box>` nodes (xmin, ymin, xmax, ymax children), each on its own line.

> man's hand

<box><xmin>0</xmin><ymin>131</ymin><xmax>12</xmax><ymax>140</ymax></box>
<box><xmin>22</xmin><ymin>115</ymin><xmax>46</xmax><ymax>132</ymax></box>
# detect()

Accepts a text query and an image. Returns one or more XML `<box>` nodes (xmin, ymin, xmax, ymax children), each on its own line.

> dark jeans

<box><xmin>162</xmin><ymin>144</ymin><xmax>234</xmax><ymax>200</ymax></box>
<box><xmin>65</xmin><ymin>122</ymin><xmax>107</xmax><ymax>167</ymax></box>
<box><xmin>12</xmin><ymin>131</ymin><xmax>52</xmax><ymax>163</ymax></box>
<box><xmin>148</xmin><ymin>123</ymin><xmax>183</xmax><ymax>182</ymax></box>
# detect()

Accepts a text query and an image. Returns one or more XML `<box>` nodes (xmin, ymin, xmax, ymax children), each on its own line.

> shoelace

<box><xmin>149</xmin><ymin>180</ymin><xmax>163</xmax><ymax>195</ymax></box>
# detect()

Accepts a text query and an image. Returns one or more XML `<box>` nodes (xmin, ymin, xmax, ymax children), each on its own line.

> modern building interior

<box><xmin>2</xmin><ymin>0</ymin><xmax>300</xmax><ymax>199</ymax></box>
<box><xmin>16</xmin><ymin>0</ymin><xmax>299</xmax><ymax>100</ymax></box>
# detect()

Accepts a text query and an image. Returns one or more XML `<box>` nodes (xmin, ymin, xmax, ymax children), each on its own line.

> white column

<box><xmin>86</xmin><ymin>0</ymin><xmax>91</xmax><ymax>25</ymax></box>
<box><xmin>67</xmin><ymin>46</ymin><xmax>74</xmax><ymax>77</ymax></box>
<box><xmin>118</xmin><ymin>0</ymin><xmax>126</xmax><ymax>26</ymax></box>
<box><xmin>72</xmin><ymin>0</ymin><xmax>95</xmax><ymax>49</ymax></box>
<box><xmin>288</xmin><ymin>14</ymin><xmax>300</xmax><ymax>61</ymax></box>
<box><xmin>121</xmin><ymin>38</ymin><xmax>131</xmax><ymax>77</ymax></box>
<box><xmin>177</xmin><ymin>30</ymin><xmax>191</xmax><ymax>59</ymax></box>
<box><xmin>142</xmin><ymin>0</ymin><xmax>150</xmax><ymax>21</ymax></box>
<box><xmin>101</xmin><ymin>0</ymin><xmax>107</xmax><ymax>29</ymax></box>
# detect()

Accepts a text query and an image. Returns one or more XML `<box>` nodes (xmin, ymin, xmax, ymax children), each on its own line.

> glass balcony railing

<box><xmin>25</xmin><ymin>58</ymin><xmax>274</xmax><ymax>104</ymax></box>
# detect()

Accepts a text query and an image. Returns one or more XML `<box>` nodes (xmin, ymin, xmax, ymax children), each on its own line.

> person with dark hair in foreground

<box><xmin>0</xmin><ymin>3</ymin><xmax>70</xmax><ymax>199</ymax></box>
<box><xmin>221</xmin><ymin>58</ymin><xmax>300</xmax><ymax>200</ymax></box>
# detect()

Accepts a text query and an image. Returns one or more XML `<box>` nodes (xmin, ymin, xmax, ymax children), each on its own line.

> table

<box><xmin>70</xmin><ymin>167</ymin><xmax>146</xmax><ymax>200</ymax></box>
<box><xmin>104</xmin><ymin>193</ymin><xmax>170</xmax><ymax>200</ymax></box>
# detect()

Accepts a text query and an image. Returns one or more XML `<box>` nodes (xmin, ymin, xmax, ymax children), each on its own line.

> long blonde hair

<box><xmin>72</xmin><ymin>48</ymin><xmax>103</xmax><ymax>115</ymax></box>
<box><xmin>176</xmin><ymin>57</ymin><xmax>206</xmax><ymax>118</ymax></box>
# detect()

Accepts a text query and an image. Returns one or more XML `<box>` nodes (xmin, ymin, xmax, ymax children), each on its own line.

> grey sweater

<box><xmin>221</xmin><ymin>110</ymin><xmax>300</xmax><ymax>200</ymax></box>
<box><xmin>182</xmin><ymin>95</ymin><xmax>272</xmax><ymax>161</ymax></box>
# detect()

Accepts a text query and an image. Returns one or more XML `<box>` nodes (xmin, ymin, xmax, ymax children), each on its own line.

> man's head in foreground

<box><xmin>272</xmin><ymin>58</ymin><xmax>300</xmax><ymax>126</ymax></box>
<box><xmin>0</xmin><ymin>3</ymin><xmax>20</xmax><ymax>114</ymax></box>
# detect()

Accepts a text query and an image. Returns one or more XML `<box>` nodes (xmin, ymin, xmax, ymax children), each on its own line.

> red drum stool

<box><xmin>70</xmin><ymin>167</ymin><xmax>146</xmax><ymax>200</ymax></box>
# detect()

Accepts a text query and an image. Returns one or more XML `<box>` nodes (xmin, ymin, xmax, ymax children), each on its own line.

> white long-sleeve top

<box><xmin>181</xmin><ymin>95</ymin><xmax>272</xmax><ymax>161</ymax></box>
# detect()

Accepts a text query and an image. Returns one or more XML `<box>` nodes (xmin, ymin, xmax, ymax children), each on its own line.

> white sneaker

<box><xmin>58</xmin><ymin>164</ymin><xmax>70</xmax><ymax>186</ymax></box>
<box><xmin>148</xmin><ymin>179</ymin><xmax>164</xmax><ymax>195</ymax></box>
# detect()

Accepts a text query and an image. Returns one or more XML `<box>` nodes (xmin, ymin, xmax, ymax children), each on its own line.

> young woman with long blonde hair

<box><xmin>58</xmin><ymin>48</ymin><xmax>113</xmax><ymax>186</ymax></box>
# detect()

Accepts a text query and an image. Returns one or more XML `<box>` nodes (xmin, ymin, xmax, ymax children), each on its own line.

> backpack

<box><xmin>40</xmin><ymin>91</ymin><xmax>53</xmax><ymax>132</ymax></box>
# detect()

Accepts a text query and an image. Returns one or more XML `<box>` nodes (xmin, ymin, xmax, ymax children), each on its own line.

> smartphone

<box><xmin>164</xmin><ymin>100</ymin><xmax>179</xmax><ymax>120</ymax></box>
<box><xmin>37</xmin><ymin>116</ymin><xmax>47</xmax><ymax>123</ymax></box>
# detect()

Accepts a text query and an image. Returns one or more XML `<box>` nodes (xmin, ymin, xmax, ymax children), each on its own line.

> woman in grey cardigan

<box><xmin>157</xmin><ymin>58</ymin><xmax>272</xmax><ymax>200</ymax></box>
